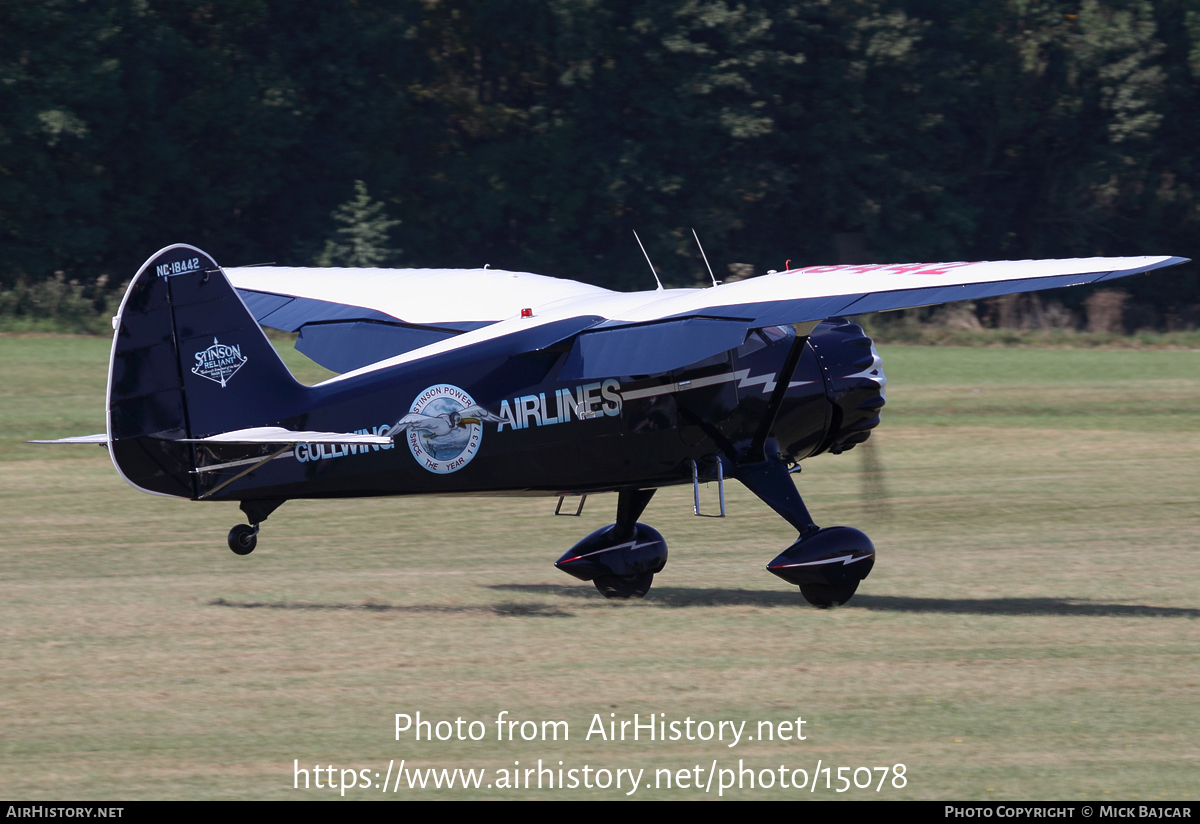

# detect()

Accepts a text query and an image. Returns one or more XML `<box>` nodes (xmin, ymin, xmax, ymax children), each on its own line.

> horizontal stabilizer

<box><xmin>27</xmin><ymin>434</ymin><xmax>108</xmax><ymax>444</ymax></box>
<box><xmin>179</xmin><ymin>426</ymin><xmax>392</xmax><ymax>445</ymax></box>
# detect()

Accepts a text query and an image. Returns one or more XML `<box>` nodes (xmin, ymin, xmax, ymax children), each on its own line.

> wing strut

<box><xmin>746</xmin><ymin>322</ymin><xmax>817</xmax><ymax>463</ymax></box>
<box><xmin>632</xmin><ymin>231</ymin><xmax>664</xmax><ymax>291</ymax></box>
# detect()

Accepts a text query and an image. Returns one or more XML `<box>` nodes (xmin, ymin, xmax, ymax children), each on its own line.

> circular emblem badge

<box><xmin>403</xmin><ymin>384</ymin><xmax>484</xmax><ymax>474</ymax></box>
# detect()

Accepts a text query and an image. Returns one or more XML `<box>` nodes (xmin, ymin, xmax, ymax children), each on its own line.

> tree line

<box><xmin>2</xmin><ymin>0</ymin><xmax>1198</xmax><ymax>327</ymax></box>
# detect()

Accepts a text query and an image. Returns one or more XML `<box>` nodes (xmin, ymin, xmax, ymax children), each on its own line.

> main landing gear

<box><xmin>227</xmin><ymin>523</ymin><xmax>259</xmax><ymax>555</ymax></box>
<box><xmin>735</xmin><ymin>458</ymin><xmax>875</xmax><ymax>608</ymax></box>
<box><xmin>554</xmin><ymin>489</ymin><xmax>667</xmax><ymax>599</ymax></box>
<box><xmin>226</xmin><ymin>498</ymin><xmax>285</xmax><ymax>556</ymax></box>
<box><xmin>552</xmin><ymin>462</ymin><xmax>874</xmax><ymax>607</ymax></box>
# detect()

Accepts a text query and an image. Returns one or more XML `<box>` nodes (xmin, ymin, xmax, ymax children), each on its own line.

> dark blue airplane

<box><xmin>34</xmin><ymin>244</ymin><xmax>1187</xmax><ymax>606</ymax></box>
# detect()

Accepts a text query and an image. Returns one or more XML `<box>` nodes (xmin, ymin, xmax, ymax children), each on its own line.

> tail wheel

<box><xmin>593</xmin><ymin>572</ymin><xmax>654</xmax><ymax>599</ymax></box>
<box><xmin>799</xmin><ymin>580</ymin><xmax>859</xmax><ymax>609</ymax></box>
<box><xmin>228</xmin><ymin>524</ymin><xmax>258</xmax><ymax>556</ymax></box>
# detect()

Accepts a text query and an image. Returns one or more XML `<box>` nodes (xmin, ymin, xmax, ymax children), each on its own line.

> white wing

<box><xmin>228</xmin><ymin>257</ymin><xmax>1184</xmax><ymax>329</ymax></box>
<box><xmin>587</xmin><ymin>256</ymin><xmax>1187</xmax><ymax>325</ymax></box>
<box><xmin>225</xmin><ymin>265</ymin><xmax>612</xmax><ymax>329</ymax></box>
<box><xmin>306</xmin><ymin>255</ymin><xmax>1186</xmax><ymax>383</ymax></box>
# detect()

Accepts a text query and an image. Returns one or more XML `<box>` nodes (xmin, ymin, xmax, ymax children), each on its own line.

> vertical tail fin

<box><xmin>107</xmin><ymin>244</ymin><xmax>309</xmax><ymax>497</ymax></box>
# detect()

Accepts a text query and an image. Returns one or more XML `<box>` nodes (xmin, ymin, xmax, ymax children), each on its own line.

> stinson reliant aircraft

<box><xmin>33</xmin><ymin>244</ymin><xmax>1187</xmax><ymax>606</ymax></box>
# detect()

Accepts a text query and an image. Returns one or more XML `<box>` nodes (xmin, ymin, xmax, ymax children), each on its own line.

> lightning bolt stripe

<box><xmin>769</xmin><ymin>553</ymin><xmax>873</xmax><ymax>569</ymax></box>
<box><xmin>558</xmin><ymin>538</ymin><xmax>657</xmax><ymax>564</ymax></box>
<box><xmin>620</xmin><ymin>369</ymin><xmax>814</xmax><ymax>402</ymax></box>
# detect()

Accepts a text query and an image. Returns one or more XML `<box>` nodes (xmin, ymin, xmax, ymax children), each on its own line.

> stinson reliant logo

<box><xmin>192</xmin><ymin>338</ymin><xmax>248</xmax><ymax>387</ymax></box>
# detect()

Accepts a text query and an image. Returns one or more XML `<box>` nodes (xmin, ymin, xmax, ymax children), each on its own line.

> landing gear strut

<box><xmin>226</xmin><ymin>498</ymin><xmax>285</xmax><ymax>556</ymax></box>
<box><xmin>735</xmin><ymin>458</ymin><xmax>875</xmax><ymax>608</ymax></box>
<box><xmin>555</xmin><ymin>489</ymin><xmax>666</xmax><ymax>599</ymax></box>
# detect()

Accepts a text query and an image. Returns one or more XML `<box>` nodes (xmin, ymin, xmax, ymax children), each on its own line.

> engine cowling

<box><xmin>808</xmin><ymin>318</ymin><xmax>886</xmax><ymax>455</ymax></box>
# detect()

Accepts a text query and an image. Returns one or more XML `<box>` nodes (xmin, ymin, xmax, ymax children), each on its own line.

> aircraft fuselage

<box><xmin>189</xmin><ymin>321</ymin><xmax>879</xmax><ymax>502</ymax></box>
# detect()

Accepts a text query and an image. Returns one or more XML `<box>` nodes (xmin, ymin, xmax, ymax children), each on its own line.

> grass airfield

<box><xmin>0</xmin><ymin>335</ymin><xmax>1197</xmax><ymax>800</ymax></box>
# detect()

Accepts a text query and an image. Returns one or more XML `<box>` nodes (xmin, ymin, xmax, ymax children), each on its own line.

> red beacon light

<box><xmin>521</xmin><ymin>308</ymin><xmax>534</xmax><ymax>318</ymax></box>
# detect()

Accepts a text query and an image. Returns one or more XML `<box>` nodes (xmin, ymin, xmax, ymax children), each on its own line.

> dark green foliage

<box><xmin>314</xmin><ymin>181</ymin><xmax>400</xmax><ymax>267</ymax></box>
<box><xmin>0</xmin><ymin>275</ymin><xmax>121</xmax><ymax>334</ymax></box>
<box><xmin>0</xmin><ymin>1</ymin><xmax>1196</xmax><ymax>322</ymax></box>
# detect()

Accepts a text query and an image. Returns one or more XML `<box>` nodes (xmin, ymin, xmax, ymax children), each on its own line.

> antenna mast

<box><xmin>633</xmin><ymin>231</ymin><xmax>664</xmax><ymax>291</ymax></box>
<box><xmin>692</xmin><ymin>228</ymin><xmax>720</xmax><ymax>287</ymax></box>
